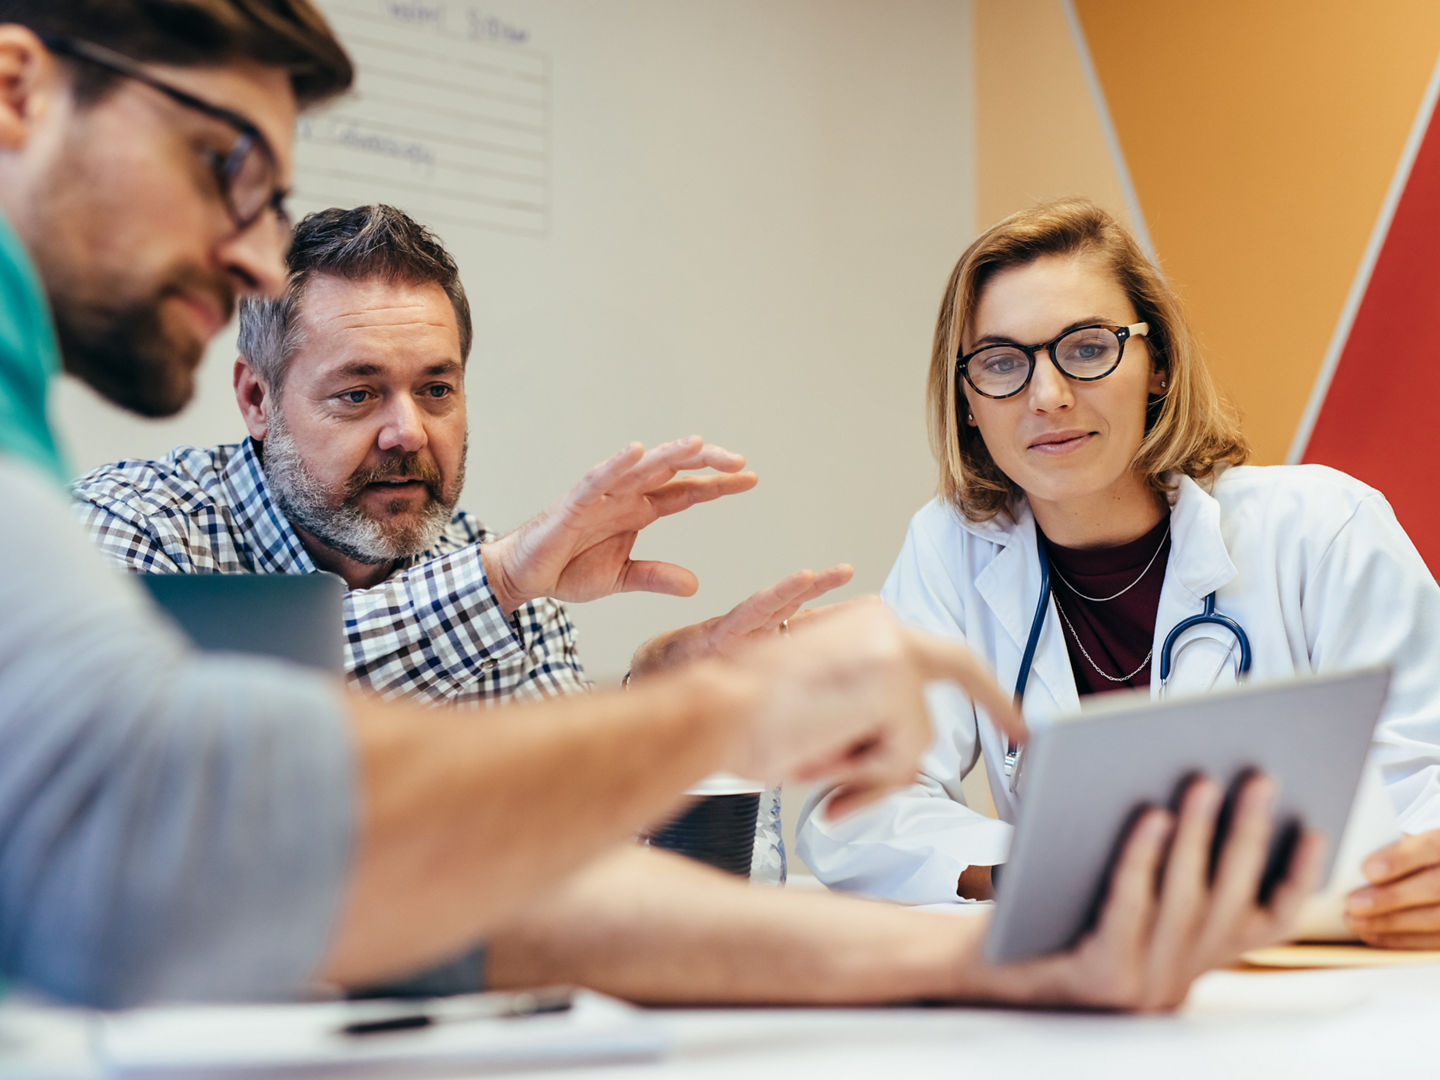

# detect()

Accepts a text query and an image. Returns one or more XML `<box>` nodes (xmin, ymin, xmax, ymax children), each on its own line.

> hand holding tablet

<box><xmin>966</xmin><ymin>772</ymin><xmax>1327</xmax><ymax>1011</ymax></box>
<box><xmin>985</xmin><ymin>667</ymin><xmax>1390</xmax><ymax>965</ymax></box>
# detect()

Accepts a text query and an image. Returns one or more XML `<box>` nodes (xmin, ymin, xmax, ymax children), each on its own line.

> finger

<box><xmin>725</xmin><ymin>569</ymin><xmax>855</xmax><ymax>639</ymax></box>
<box><xmin>648</xmin><ymin>437</ymin><xmax>747</xmax><ymax>474</ymax></box>
<box><xmin>568</xmin><ymin>442</ymin><xmax>647</xmax><ymax>507</ymax></box>
<box><xmin>617</xmin><ymin>560</ymin><xmax>700</xmax><ymax>597</ymax></box>
<box><xmin>793</xmin><ymin>751</ymin><xmax>863</xmax><ymax>788</ymax></box>
<box><xmin>806</xmin><ymin>703</ymin><xmax>930</xmax><ymax>816</ymax></box>
<box><xmin>1149</xmin><ymin>779</ymin><xmax>1224</xmax><ymax>953</ymax></box>
<box><xmin>1361</xmin><ymin>830</ymin><xmax>1440</xmax><ymax>886</ymax></box>
<box><xmin>1163</xmin><ymin>778</ymin><xmax>1224</xmax><ymax>896</ymax></box>
<box><xmin>715</xmin><ymin>570</ymin><xmax>820</xmax><ymax>637</ymax></box>
<box><xmin>801</xmin><ymin>563</ymin><xmax>855</xmax><ymax>594</ymax></box>
<box><xmin>1347</xmin><ymin>863</ymin><xmax>1440</xmax><ymax>919</ymax></box>
<box><xmin>1203</xmin><ymin>776</ymin><xmax>1278</xmax><ymax>934</ymax></box>
<box><xmin>1091</xmin><ymin>808</ymin><xmax>1173</xmax><ymax>955</ymax></box>
<box><xmin>823</xmin><ymin>781</ymin><xmax>894</xmax><ymax>819</ymax></box>
<box><xmin>757</xmin><ymin>593</ymin><xmax>828</xmax><ymax>636</ymax></box>
<box><xmin>1344</xmin><ymin>901</ymin><xmax>1440</xmax><ymax>936</ymax></box>
<box><xmin>900</xmin><ymin>627</ymin><xmax>1026</xmax><ymax>742</ymax></box>
<box><xmin>759</xmin><ymin>568</ymin><xmax>857</xmax><ymax>631</ymax></box>
<box><xmin>784</xmin><ymin>564</ymin><xmax>855</xmax><ymax>609</ymax></box>
<box><xmin>645</xmin><ymin>472</ymin><xmax>759</xmax><ymax>516</ymax></box>
<box><xmin>820</xmin><ymin>754</ymin><xmax>921</xmax><ymax>817</ymax></box>
<box><xmin>1347</xmin><ymin>929</ymin><xmax>1440</xmax><ymax>951</ymax></box>
<box><xmin>785</xmin><ymin>592</ymin><xmax>881</xmax><ymax>632</ymax></box>
<box><xmin>615</xmin><ymin>437</ymin><xmax>747</xmax><ymax>496</ymax></box>
<box><xmin>1262</xmin><ymin>829</ymin><xmax>1328</xmax><ymax>935</ymax></box>
<box><xmin>604</xmin><ymin>436</ymin><xmax>704</xmax><ymax>496</ymax></box>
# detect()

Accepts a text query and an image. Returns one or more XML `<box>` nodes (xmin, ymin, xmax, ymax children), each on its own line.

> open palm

<box><xmin>482</xmin><ymin>436</ymin><xmax>757</xmax><ymax>612</ymax></box>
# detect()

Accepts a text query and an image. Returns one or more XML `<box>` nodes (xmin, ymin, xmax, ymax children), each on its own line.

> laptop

<box><xmin>137</xmin><ymin>572</ymin><xmax>346</xmax><ymax>673</ymax></box>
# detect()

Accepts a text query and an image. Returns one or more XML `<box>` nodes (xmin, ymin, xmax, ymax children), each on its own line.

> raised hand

<box><xmin>723</xmin><ymin>602</ymin><xmax>1026</xmax><ymax>807</ymax></box>
<box><xmin>480</xmin><ymin>437</ymin><xmax>757</xmax><ymax>614</ymax></box>
<box><xmin>629</xmin><ymin>564</ymin><xmax>856</xmax><ymax>677</ymax></box>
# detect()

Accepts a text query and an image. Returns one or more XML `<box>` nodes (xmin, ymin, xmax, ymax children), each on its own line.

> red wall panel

<box><xmin>1302</xmin><ymin>99</ymin><xmax>1440</xmax><ymax>573</ymax></box>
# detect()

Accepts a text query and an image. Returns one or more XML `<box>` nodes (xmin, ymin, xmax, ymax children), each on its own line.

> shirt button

<box><xmin>481</xmin><ymin>659</ymin><xmax>497</xmax><ymax>671</ymax></box>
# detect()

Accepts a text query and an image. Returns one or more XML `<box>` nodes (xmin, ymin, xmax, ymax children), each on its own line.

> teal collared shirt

<box><xmin>0</xmin><ymin>216</ymin><xmax>65</xmax><ymax>1002</ymax></box>
<box><xmin>0</xmin><ymin>213</ymin><xmax>66</xmax><ymax>484</ymax></box>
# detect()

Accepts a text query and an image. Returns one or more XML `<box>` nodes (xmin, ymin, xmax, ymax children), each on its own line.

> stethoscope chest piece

<box><xmin>1004</xmin><ymin>547</ymin><xmax>1253</xmax><ymax>794</ymax></box>
<box><xmin>1158</xmin><ymin>590</ymin><xmax>1253</xmax><ymax>688</ymax></box>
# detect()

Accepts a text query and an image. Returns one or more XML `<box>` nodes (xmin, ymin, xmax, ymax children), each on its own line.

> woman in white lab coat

<box><xmin>797</xmin><ymin>200</ymin><xmax>1440</xmax><ymax>947</ymax></box>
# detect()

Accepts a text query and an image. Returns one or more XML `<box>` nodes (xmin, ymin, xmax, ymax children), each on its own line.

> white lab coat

<box><xmin>796</xmin><ymin>464</ymin><xmax>1440</xmax><ymax>905</ymax></box>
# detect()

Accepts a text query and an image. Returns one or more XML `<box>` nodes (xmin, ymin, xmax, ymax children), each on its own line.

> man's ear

<box><xmin>0</xmin><ymin>27</ymin><xmax>61</xmax><ymax>152</ymax></box>
<box><xmin>234</xmin><ymin>355</ymin><xmax>273</xmax><ymax>440</ymax></box>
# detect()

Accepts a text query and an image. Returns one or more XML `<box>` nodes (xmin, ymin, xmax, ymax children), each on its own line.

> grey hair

<box><xmin>237</xmin><ymin>204</ymin><xmax>473</xmax><ymax>392</ymax></box>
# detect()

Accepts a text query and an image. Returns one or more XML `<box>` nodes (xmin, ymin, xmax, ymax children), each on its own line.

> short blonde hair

<box><xmin>928</xmin><ymin>199</ymin><xmax>1248</xmax><ymax>522</ymax></box>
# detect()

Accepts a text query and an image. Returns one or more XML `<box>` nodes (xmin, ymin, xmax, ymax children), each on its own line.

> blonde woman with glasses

<box><xmin>799</xmin><ymin>200</ymin><xmax>1440</xmax><ymax>950</ymax></box>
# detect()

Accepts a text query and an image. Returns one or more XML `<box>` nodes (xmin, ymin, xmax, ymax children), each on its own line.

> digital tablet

<box><xmin>984</xmin><ymin>666</ymin><xmax>1391</xmax><ymax>964</ymax></box>
<box><xmin>137</xmin><ymin>571</ymin><xmax>345</xmax><ymax>673</ymax></box>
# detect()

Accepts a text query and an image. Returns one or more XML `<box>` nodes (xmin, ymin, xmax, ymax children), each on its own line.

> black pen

<box><xmin>339</xmin><ymin>986</ymin><xmax>575</xmax><ymax>1037</ymax></box>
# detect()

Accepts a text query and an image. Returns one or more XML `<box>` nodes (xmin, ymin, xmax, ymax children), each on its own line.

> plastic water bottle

<box><xmin>750</xmin><ymin>784</ymin><xmax>786</xmax><ymax>885</ymax></box>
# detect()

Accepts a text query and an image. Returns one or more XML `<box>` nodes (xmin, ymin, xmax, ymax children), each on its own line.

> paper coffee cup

<box><xmin>645</xmin><ymin>774</ymin><xmax>764</xmax><ymax>877</ymax></box>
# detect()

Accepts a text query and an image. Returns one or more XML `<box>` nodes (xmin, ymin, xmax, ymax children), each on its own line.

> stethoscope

<box><xmin>1002</xmin><ymin>544</ymin><xmax>1253</xmax><ymax>791</ymax></box>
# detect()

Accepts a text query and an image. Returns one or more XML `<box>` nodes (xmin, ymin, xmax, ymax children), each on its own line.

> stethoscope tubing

<box><xmin>1002</xmin><ymin>544</ymin><xmax>1253</xmax><ymax>789</ymax></box>
<box><xmin>1158</xmin><ymin>591</ymin><xmax>1252</xmax><ymax>683</ymax></box>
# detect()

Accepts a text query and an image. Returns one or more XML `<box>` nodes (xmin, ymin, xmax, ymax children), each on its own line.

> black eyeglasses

<box><xmin>42</xmin><ymin>36</ymin><xmax>292</xmax><ymax>236</ymax></box>
<box><xmin>957</xmin><ymin>322</ymin><xmax>1150</xmax><ymax>400</ymax></box>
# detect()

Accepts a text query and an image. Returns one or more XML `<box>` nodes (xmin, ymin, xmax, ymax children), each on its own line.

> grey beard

<box><xmin>261</xmin><ymin>416</ymin><xmax>459</xmax><ymax>565</ymax></box>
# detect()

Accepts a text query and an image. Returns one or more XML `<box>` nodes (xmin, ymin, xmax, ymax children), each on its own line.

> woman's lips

<box><xmin>1026</xmin><ymin>431</ymin><xmax>1094</xmax><ymax>454</ymax></box>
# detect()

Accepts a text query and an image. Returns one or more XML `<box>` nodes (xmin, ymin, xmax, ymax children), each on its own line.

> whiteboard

<box><xmin>52</xmin><ymin>0</ymin><xmax>978</xmax><ymax>680</ymax></box>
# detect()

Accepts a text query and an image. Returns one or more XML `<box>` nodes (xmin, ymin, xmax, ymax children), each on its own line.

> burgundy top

<box><xmin>1041</xmin><ymin>515</ymin><xmax>1171</xmax><ymax>697</ymax></box>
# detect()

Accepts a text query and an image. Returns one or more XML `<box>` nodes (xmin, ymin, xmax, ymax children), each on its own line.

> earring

<box><xmin>1160</xmin><ymin>380</ymin><xmax>1168</xmax><ymax>390</ymax></box>
<box><xmin>967</xmin><ymin>411</ymin><xmax>975</xmax><ymax>423</ymax></box>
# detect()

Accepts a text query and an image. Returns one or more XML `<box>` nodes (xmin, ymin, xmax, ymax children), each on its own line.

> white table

<box><xmin>5</xmin><ymin>961</ymin><xmax>1439</xmax><ymax>1079</ymax></box>
<box><xmin>541</xmin><ymin>963</ymin><xmax>1438</xmax><ymax>1079</ymax></box>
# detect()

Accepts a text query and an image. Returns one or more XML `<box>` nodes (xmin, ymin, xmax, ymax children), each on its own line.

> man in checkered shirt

<box><xmin>72</xmin><ymin>204</ymin><xmax>851</xmax><ymax>706</ymax></box>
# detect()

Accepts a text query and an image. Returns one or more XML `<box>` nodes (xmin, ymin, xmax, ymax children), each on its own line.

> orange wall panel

<box><xmin>1072</xmin><ymin>0</ymin><xmax>1440</xmax><ymax>463</ymax></box>
<box><xmin>975</xmin><ymin>0</ymin><xmax>1131</xmax><ymax>231</ymax></box>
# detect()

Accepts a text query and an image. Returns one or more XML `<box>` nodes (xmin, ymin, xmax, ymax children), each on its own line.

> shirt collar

<box><xmin>1164</xmin><ymin>470</ymin><xmax>1238</xmax><ymax>598</ymax></box>
<box><xmin>220</xmin><ymin>437</ymin><xmax>321</xmax><ymax>574</ymax></box>
<box><xmin>960</xmin><ymin>471</ymin><xmax>1237</xmax><ymax>595</ymax></box>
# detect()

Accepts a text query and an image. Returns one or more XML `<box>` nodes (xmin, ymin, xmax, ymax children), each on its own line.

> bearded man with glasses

<box><xmin>10</xmin><ymin>26</ymin><xmax>306</xmax><ymax>420</ymax></box>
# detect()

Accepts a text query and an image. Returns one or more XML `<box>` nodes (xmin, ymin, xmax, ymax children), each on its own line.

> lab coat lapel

<box><xmin>973</xmin><ymin>503</ymin><xmax>1079</xmax><ymax>721</ymax></box>
<box><xmin>1149</xmin><ymin>474</ymin><xmax>1241</xmax><ymax>696</ymax></box>
<box><xmin>971</xmin><ymin>506</ymin><xmax>1076</xmax><ymax>825</ymax></box>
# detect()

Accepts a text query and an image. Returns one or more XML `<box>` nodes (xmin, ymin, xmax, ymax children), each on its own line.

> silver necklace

<box><xmin>1050</xmin><ymin>524</ymin><xmax>1171</xmax><ymax>603</ymax></box>
<box><xmin>1053</xmin><ymin>595</ymin><xmax>1153</xmax><ymax>683</ymax></box>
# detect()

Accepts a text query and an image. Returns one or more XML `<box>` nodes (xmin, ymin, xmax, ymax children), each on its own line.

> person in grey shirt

<box><xmin>0</xmin><ymin>0</ymin><xmax>1321</xmax><ymax>1015</ymax></box>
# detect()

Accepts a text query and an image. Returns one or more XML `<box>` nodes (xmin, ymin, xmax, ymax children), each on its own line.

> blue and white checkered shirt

<box><xmin>71</xmin><ymin>438</ymin><xmax>589</xmax><ymax>705</ymax></box>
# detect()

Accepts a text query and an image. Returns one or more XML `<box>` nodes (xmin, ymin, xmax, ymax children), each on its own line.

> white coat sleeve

<box><xmin>1304</xmin><ymin>491</ymin><xmax>1440</xmax><ymax>833</ymax></box>
<box><xmin>794</xmin><ymin>511</ymin><xmax>1012</xmax><ymax>904</ymax></box>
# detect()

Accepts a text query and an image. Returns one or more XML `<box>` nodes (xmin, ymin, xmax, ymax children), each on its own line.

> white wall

<box><xmin>52</xmin><ymin>0</ymin><xmax>977</xmax><ymax>860</ymax></box>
